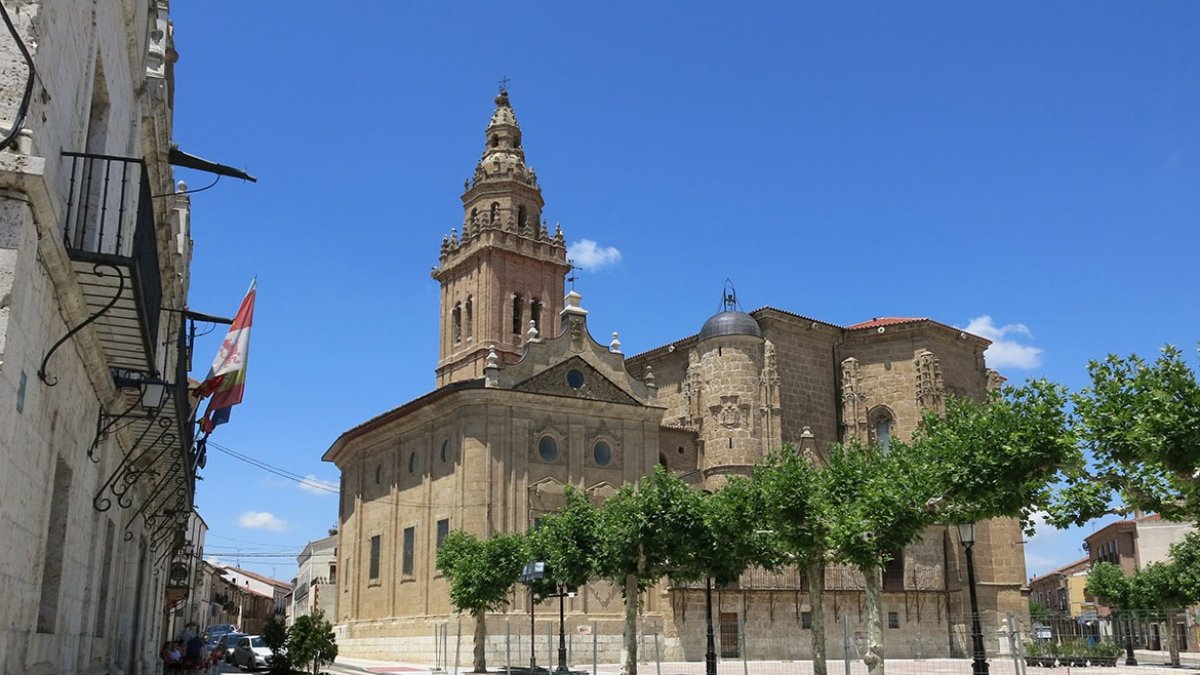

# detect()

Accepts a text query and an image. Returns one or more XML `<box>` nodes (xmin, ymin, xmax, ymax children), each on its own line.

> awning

<box><xmin>168</xmin><ymin>146</ymin><xmax>257</xmax><ymax>182</ymax></box>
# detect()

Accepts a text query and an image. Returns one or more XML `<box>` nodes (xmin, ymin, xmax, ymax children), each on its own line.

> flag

<box><xmin>197</xmin><ymin>280</ymin><xmax>256</xmax><ymax>433</ymax></box>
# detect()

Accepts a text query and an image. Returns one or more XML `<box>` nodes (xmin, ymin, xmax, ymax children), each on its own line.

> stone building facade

<box><xmin>324</xmin><ymin>90</ymin><xmax>1029</xmax><ymax>664</ymax></box>
<box><xmin>1</xmin><ymin>1</ymin><xmax>233</xmax><ymax>672</ymax></box>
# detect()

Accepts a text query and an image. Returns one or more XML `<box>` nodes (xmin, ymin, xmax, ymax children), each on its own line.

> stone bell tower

<box><xmin>431</xmin><ymin>88</ymin><xmax>572</xmax><ymax>387</ymax></box>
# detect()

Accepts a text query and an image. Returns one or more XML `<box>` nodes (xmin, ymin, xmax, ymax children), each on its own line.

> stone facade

<box><xmin>324</xmin><ymin>90</ymin><xmax>1030</xmax><ymax>664</ymax></box>
<box><xmin>1</xmin><ymin>2</ymin><xmax>217</xmax><ymax>672</ymax></box>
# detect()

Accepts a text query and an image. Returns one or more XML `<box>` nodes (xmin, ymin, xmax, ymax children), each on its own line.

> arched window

<box><xmin>875</xmin><ymin>418</ymin><xmax>891</xmax><ymax>451</ymax></box>
<box><xmin>408</xmin><ymin>452</ymin><xmax>419</xmax><ymax>474</ymax></box>
<box><xmin>490</xmin><ymin>135</ymin><xmax>499</xmax><ymax>148</ymax></box>
<box><xmin>490</xmin><ymin>202</ymin><xmax>499</xmax><ymax>223</ymax></box>
<box><xmin>518</xmin><ymin>205</ymin><xmax>527</xmax><ymax>230</ymax></box>
<box><xmin>464</xmin><ymin>296</ymin><xmax>473</xmax><ymax>339</ymax></box>
<box><xmin>869</xmin><ymin>407</ymin><xmax>894</xmax><ymax>452</ymax></box>
<box><xmin>512</xmin><ymin>295</ymin><xmax>524</xmax><ymax>335</ymax></box>
<box><xmin>470</xmin><ymin>207</ymin><xmax>477</xmax><ymax>223</ymax></box>
<box><xmin>530</xmin><ymin>300</ymin><xmax>543</xmax><ymax>333</ymax></box>
<box><xmin>452</xmin><ymin>303</ymin><xmax>462</xmax><ymax>344</ymax></box>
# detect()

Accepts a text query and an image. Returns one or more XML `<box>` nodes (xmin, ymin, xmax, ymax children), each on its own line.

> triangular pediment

<box><xmin>585</xmin><ymin>481</ymin><xmax>619</xmax><ymax>504</ymax></box>
<box><xmin>512</xmin><ymin>357</ymin><xmax>640</xmax><ymax>405</ymax></box>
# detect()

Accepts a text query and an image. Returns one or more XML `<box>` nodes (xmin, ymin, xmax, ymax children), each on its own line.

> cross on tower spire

<box><xmin>498</xmin><ymin>75</ymin><xmax>511</xmax><ymax>92</ymax></box>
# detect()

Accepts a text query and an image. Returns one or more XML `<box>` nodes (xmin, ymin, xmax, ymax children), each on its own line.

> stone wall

<box><xmin>0</xmin><ymin>1</ymin><xmax>186</xmax><ymax>672</ymax></box>
<box><xmin>335</xmin><ymin>389</ymin><xmax>664</xmax><ymax>638</ymax></box>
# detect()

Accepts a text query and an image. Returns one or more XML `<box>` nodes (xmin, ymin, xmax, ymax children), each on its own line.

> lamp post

<box><xmin>553</xmin><ymin>584</ymin><xmax>577</xmax><ymax>673</ymax></box>
<box><xmin>520</xmin><ymin>561</ymin><xmax>547</xmax><ymax>672</ymax></box>
<box><xmin>705</xmin><ymin>577</ymin><xmax>717</xmax><ymax>675</ymax></box>
<box><xmin>956</xmin><ymin>522</ymin><xmax>989</xmax><ymax>675</ymax></box>
<box><xmin>1123</xmin><ymin>611</ymin><xmax>1137</xmax><ymax>666</ymax></box>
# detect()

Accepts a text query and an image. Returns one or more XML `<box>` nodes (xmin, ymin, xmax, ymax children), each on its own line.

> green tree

<box><xmin>1087</xmin><ymin>561</ymin><xmax>1180</xmax><ymax>666</ymax></box>
<box><xmin>436</xmin><ymin>530</ymin><xmax>528</xmax><ymax>672</ymax></box>
<box><xmin>820</xmin><ymin>440</ymin><xmax>937</xmax><ymax>675</ymax></box>
<box><xmin>1028</xmin><ymin>600</ymin><xmax>1051</xmax><ymax>624</ymax></box>
<box><xmin>1050</xmin><ymin>345</ymin><xmax>1200</xmax><ymax>525</ymax></box>
<box><xmin>593</xmin><ymin>466</ymin><xmax>708</xmax><ymax>675</ymax></box>
<box><xmin>753</xmin><ymin>450</ymin><xmax>831</xmax><ymax>675</ymax></box>
<box><xmin>531</xmin><ymin>487</ymin><xmax>599</xmax><ymax>593</ymax></box>
<box><xmin>915</xmin><ymin>379</ymin><xmax>1078</xmax><ymax>532</ymax></box>
<box><xmin>262</xmin><ymin>615</ymin><xmax>292</xmax><ymax>675</ymax></box>
<box><xmin>288</xmin><ymin>611</ymin><xmax>339</xmax><ymax>675</ymax></box>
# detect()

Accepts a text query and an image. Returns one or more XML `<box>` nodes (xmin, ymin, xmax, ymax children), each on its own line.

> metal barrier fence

<box><xmin>430</xmin><ymin>609</ymin><xmax>1200</xmax><ymax>675</ymax></box>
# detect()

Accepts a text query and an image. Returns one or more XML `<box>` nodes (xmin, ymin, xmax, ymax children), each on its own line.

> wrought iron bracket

<box><xmin>38</xmin><ymin>263</ymin><xmax>126</xmax><ymax>386</ymax></box>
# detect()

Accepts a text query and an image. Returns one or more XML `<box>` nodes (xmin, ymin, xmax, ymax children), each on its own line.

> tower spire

<box><xmin>431</xmin><ymin>89</ymin><xmax>570</xmax><ymax>387</ymax></box>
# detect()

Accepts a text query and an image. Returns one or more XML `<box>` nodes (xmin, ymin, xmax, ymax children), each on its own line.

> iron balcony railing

<box><xmin>60</xmin><ymin>151</ymin><xmax>163</xmax><ymax>369</ymax></box>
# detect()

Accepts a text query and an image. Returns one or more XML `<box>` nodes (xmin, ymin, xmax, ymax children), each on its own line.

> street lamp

<box><xmin>520</xmin><ymin>561</ymin><xmax>547</xmax><ymax>672</ymax></box>
<box><xmin>553</xmin><ymin>584</ymin><xmax>578</xmax><ymax>673</ymax></box>
<box><xmin>705</xmin><ymin>577</ymin><xmax>717</xmax><ymax>675</ymax></box>
<box><xmin>956</xmin><ymin>522</ymin><xmax>989</xmax><ymax>675</ymax></box>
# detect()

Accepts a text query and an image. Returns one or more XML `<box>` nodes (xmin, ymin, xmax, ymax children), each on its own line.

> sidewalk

<box><xmin>321</xmin><ymin>655</ymin><xmax>1200</xmax><ymax>675</ymax></box>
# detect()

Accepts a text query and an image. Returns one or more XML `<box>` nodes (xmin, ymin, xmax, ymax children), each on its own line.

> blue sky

<box><xmin>168</xmin><ymin>2</ymin><xmax>1200</xmax><ymax>582</ymax></box>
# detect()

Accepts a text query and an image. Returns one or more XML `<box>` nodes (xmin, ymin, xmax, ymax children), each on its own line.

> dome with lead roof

<box><xmin>698</xmin><ymin>282</ymin><xmax>761</xmax><ymax>341</ymax></box>
<box><xmin>698</xmin><ymin>310</ymin><xmax>762</xmax><ymax>341</ymax></box>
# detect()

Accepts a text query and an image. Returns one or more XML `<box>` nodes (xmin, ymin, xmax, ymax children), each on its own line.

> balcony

<box><xmin>56</xmin><ymin>152</ymin><xmax>196</xmax><ymax>550</ymax></box>
<box><xmin>59</xmin><ymin>151</ymin><xmax>162</xmax><ymax>374</ymax></box>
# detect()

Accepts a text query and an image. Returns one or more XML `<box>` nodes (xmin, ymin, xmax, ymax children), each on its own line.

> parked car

<box><xmin>206</xmin><ymin>623</ymin><xmax>237</xmax><ymax>640</ymax></box>
<box><xmin>232</xmin><ymin>635</ymin><xmax>274</xmax><ymax>671</ymax></box>
<box><xmin>216</xmin><ymin>632</ymin><xmax>247</xmax><ymax>664</ymax></box>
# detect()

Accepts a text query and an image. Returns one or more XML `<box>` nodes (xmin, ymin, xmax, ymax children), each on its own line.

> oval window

<box><xmin>538</xmin><ymin>435</ymin><xmax>558</xmax><ymax>462</ymax></box>
<box><xmin>408</xmin><ymin>452</ymin><xmax>418</xmax><ymax>474</ymax></box>
<box><xmin>566</xmin><ymin>369</ymin><xmax>585</xmax><ymax>390</ymax></box>
<box><xmin>593</xmin><ymin>441</ymin><xmax>612</xmax><ymax>466</ymax></box>
<box><xmin>440</xmin><ymin>439</ymin><xmax>450</xmax><ymax>463</ymax></box>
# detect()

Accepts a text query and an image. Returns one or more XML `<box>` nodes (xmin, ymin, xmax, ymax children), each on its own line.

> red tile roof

<box><xmin>845</xmin><ymin>317</ymin><xmax>927</xmax><ymax>330</ymax></box>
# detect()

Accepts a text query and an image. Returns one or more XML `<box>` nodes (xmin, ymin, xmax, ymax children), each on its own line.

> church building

<box><xmin>322</xmin><ymin>89</ymin><xmax>1029</xmax><ymax>663</ymax></box>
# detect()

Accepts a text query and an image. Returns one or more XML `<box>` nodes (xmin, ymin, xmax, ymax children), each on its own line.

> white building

<box><xmin>292</xmin><ymin>533</ymin><xmax>338</xmax><ymax>623</ymax></box>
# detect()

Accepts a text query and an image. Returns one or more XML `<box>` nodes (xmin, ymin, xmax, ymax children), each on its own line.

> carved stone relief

<box><xmin>986</xmin><ymin>369</ymin><xmax>1007</xmax><ymax>392</ymax></box>
<box><xmin>683</xmin><ymin>350</ymin><xmax>703</xmax><ymax>427</ymax></box>
<box><xmin>840</xmin><ymin>357</ymin><xmax>868</xmax><ymax>442</ymax></box>
<box><xmin>568</xmin><ymin>318</ymin><xmax>584</xmax><ymax>353</ymax></box>
<box><xmin>711</xmin><ymin>395</ymin><xmax>749</xmax><ymax>429</ymax></box>
<box><xmin>914</xmin><ymin>350</ymin><xmax>945</xmax><ymax>414</ymax></box>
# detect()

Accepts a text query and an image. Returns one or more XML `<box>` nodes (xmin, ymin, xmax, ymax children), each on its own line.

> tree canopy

<box><xmin>1051</xmin><ymin>345</ymin><xmax>1200</xmax><ymax>525</ymax></box>
<box><xmin>436</xmin><ymin>529</ymin><xmax>527</xmax><ymax>616</ymax></box>
<box><xmin>914</xmin><ymin>378</ymin><xmax>1077</xmax><ymax>532</ymax></box>
<box><xmin>288</xmin><ymin>612</ymin><xmax>339</xmax><ymax>675</ymax></box>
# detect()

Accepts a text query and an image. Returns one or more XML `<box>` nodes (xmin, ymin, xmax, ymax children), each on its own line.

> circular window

<box><xmin>408</xmin><ymin>452</ymin><xmax>419</xmax><ymax>474</ymax></box>
<box><xmin>566</xmin><ymin>369</ymin><xmax>585</xmax><ymax>390</ymax></box>
<box><xmin>538</xmin><ymin>435</ymin><xmax>558</xmax><ymax>462</ymax></box>
<box><xmin>593</xmin><ymin>441</ymin><xmax>612</xmax><ymax>466</ymax></box>
<box><xmin>440</xmin><ymin>439</ymin><xmax>451</xmax><ymax>463</ymax></box>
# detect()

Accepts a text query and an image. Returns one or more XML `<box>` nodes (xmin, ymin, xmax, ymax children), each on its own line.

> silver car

<box><xmin>231</xmin><ymin>635</ymin><xmax>273</xmax><ymax>671</ymax></box>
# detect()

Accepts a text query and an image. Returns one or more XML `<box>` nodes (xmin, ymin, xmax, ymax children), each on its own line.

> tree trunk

<box><xmin>808</xmin><ymin>562</ymin><xmax>827</xmax><ymax>675</ymax></box>
<box><xmin>1166</xmin><ymin>613</ymin><xmax>1181</xmax><ymax>668</ymax></box>
<box><xmin>474</xmin><ymin>610</ymin><xmax>488</xmax><ymax>672</ymax></box>
<box><xmin>862</xmin><ymin>566</ymin><xmax>885</xmax><ymax>675</ymax></box>
<box><xmin>621</xmin><ymin>573</ymin><xmax>640</xmax><ymax>675</ymax></box>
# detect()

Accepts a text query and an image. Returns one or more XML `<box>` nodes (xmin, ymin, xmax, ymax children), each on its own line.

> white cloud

<box><xmin>567</xmin><ymin>239</ymin><xmax>622</xmax><ymax>271</ymax></box>
<box><xmin>964</xmin><ymin>315</ymin><xmax>1044</xmax><ymax>369</ymax></box>
<box><xmin>297</xmin><ymin>474</ymin><xmax>338</xmax><ymax>496</ymax></box>
<box><xmin>238</xmin><ymin>511</ymin><xmax>287</xmax><ymax>531</ymax></box>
